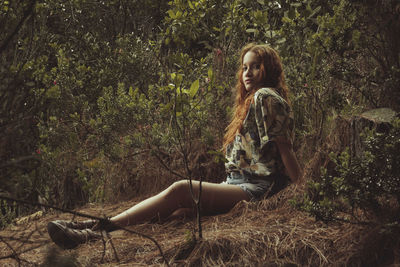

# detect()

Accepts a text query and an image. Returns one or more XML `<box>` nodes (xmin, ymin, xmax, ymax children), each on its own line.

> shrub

<box><xmin>296</xmin><ymin>118</ymin><xmax>400</xmax><ymax>225</ymax></box>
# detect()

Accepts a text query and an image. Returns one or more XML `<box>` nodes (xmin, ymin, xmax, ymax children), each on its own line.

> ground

<box><xmin>0</xmin><ymin>186</ymin><xmax>388</xmax><ymax>266</ymax></box>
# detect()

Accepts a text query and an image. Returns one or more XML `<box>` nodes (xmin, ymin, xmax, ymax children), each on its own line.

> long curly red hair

<box><xmin>223</xmin><ymin>43</ymin><xmax>290</xmax><ymax>150</ymax></box>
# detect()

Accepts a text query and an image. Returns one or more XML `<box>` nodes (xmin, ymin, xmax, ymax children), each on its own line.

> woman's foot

<box><xmin>51</xmin><ymin>219</ymin><xmax>97</xmax><ymax>230</ymax></box>
<box><xmin>47</xmin><ymin>221</ymin><xmax>101</xmax><ymax>249</ymax></box>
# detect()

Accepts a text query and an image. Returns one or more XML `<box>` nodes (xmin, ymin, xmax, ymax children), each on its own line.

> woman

<box><xmin>47</xmin><ymin>43</ymin><xmax>302</xmax><ymax>249</ymax></box>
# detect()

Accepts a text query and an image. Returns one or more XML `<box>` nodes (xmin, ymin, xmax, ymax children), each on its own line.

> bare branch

<box><xmin>0</xmin><ymin>155</ymin><xmax>40</xmax><ymax>170</ymax></box>
<box><xmin>105</xmin><ymin>230</ymin><xmax>120</xmax><ymax>262</ymax></box>
<box><xmin>0</xmin><ymin>0</ymin><xmax>37</xmax><ymax>54</ymax></box>
<box><xmin>0</xmin><ymin>195</ymin><xmax>170</xmax><ymax>267</ymax></box>
<box><xmin>151</xmin><ymin>151</ymin><xmax>187</xmax><ymax>180</ymax></box>
<box><xmin>0</xmin><ymin>235</ymin><xmax>21</xmax><ymax>266</ymax></box>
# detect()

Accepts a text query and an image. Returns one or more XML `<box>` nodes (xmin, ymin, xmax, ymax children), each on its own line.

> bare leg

<box><xmin>167</xmin><ymin>208</ymin><xmax>193</xmax><ymax>221</ymax></box>
<box><xmin>110</xmin><ymin>180</ymin><xmax>249</xmax><ymax>227</ymax></box>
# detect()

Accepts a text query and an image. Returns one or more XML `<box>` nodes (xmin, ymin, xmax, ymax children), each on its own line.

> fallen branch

<box><xmin>0</xmin><ymin>195</ymin><xmax>170</xmax><ymax>267</ymax></box>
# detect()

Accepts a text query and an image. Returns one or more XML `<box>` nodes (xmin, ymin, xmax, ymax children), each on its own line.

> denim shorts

<box><xmin>223</xmin><ymin>172</ymin><xmax>289</xmax><ymax>200</ymax></box>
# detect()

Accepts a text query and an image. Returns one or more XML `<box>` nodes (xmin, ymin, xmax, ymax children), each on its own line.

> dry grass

<box><xmin>2</xmin><ymin>119</ymin><xmax>399</xmax><ymax>266</ymax></box>
<box><xmin>0</xmin><ymin>185</ymin><xmax>382</xmax><ymax>267</ymax></box>
<box><xmin>3</xmin><ymin>111</ymin><xmax>399</xmax><ymax>266</ymax></box>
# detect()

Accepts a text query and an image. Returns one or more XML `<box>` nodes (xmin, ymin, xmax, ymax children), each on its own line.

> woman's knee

<box><xmin>164</xmin><ymin>180</ymin><xmax>193</xmax><ymax>207</ymax></box>
<box><xmin>168</xmin><ymin>180</ymin><xmax>188</xmax><ymax>193</ymax></box>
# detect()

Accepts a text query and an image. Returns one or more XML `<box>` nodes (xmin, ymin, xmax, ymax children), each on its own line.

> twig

<box><xmin>15</xmin><ymin>225</ymin><xmax>36</xmax><ymax>252</ymax></box>
<box><xmin>0</xmin><ymin>0</ymin><xmax>37</xmax><ymax>54</ymax></box>
<box><xmin>0</xmin><ymin>195</ymin><xmax>170</xmax><ymax>267</ymax></box>
<box><xmin>197</xmin><ymin>178</ymin><xmax>203</xmax><ymax>239</ymax></box>
<box><xmin>0</xmin><ymin>155</ymin><xmax>40</xmax><ymax>170</ymax></box>
<box><xmin>100</xmin><ymin>230</ymin><xmax>107</xmax><ymax>263</ymax></box>
<box><xmin>105</xmin><ymin>230</ymin><xmax>120</xmax><ymax>262</ymax></box>
<box><xmin>0</xmin><ymin>236</ymin><xmax>21</xmax><ymax>266</ymax></box>
<box><xmin>152</xmin><ymin>152</ymin><xmax>187</xmax><ymax>180</ymax></box>
<box><xmin>0</xmin><ymin>244</ymin><xmax>43</xmax><ymax>261</ymax></box>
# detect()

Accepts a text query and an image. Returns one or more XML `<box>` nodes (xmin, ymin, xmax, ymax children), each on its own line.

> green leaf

<box><xmin>189</xmin><ymin>79</ymin><xmax>199</xmax><ymax>98</ymax></box>
<box><xmin>246</xmin><ymin>28</ymin><xmax>257</xmax><ymax>33</ymax></box>
<box><xmin>308</xmin><ymin>6</ymin><xmax>321</xmax><ymax>19</ymax></box>
<box><xmin>290</xmin><ymin>3</ymin><xmax>302</xmax><ymax>8</ymax></box>
<box><xmin>208</xmin><ymin>68</ymin><xmax>213</xmax><ymax>80</ymax></box>
<box><xmin>46</xmin><ymin>85</ymin><xmax>61</xmax><ymax>99</ymax></box>
<box><xmin>167</xmin><ymin>10</ymin><xmax>175</xmax><ymax>19</ymax></box>
<box><xmin>225</xmin><ymin>25</ymin><xmax>232</xmax><ymax>35</ymax></box>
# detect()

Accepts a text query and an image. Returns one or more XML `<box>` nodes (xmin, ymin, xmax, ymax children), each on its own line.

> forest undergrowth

<box><xmin>0</xmin><ymin>185</ymin><xmax>381</xmax><ymax>267</ymax></box>
<box><xmin>1</xmin><ymin>0</ymin><xmax>400</xmax><ymax>266</ymax></box>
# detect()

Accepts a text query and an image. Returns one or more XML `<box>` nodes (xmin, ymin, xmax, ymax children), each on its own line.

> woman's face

<box><xmin>242</xmin><ymin>51</ymin><xmax>263</xmax><ymax>92</ymax></box>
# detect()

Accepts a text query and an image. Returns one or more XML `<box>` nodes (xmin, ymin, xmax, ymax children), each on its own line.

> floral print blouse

<box><xmin>225</xmin><ymin>88</ymin><xmax>294</xmax><ymax>180</ymax></box>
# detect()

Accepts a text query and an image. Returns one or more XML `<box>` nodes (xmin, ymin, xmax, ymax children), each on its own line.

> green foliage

<box><xmin>0</xmin><ymin>200</ymin><xmax>17</xmax><ymax>229</ymax></box>
<box><xmin>278</xmin><ymin>0</ymin><xmax>400</xmax><ymax>139</ymax></box>
<box><xmin>1</xmin><ymin>0</ymin><xmax>399</xmax><ymax>211</ymax></box>
<box><xmin>296</xmin><ymin>119</ymin><xmax>400</xmax><ymax>224</ymax></box>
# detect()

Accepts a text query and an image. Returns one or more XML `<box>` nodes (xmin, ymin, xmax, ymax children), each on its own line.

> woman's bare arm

<box><xmin>275</xmin><ymin>138</ymin><xmax>302</xmax><ymax>184</ymax></box>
